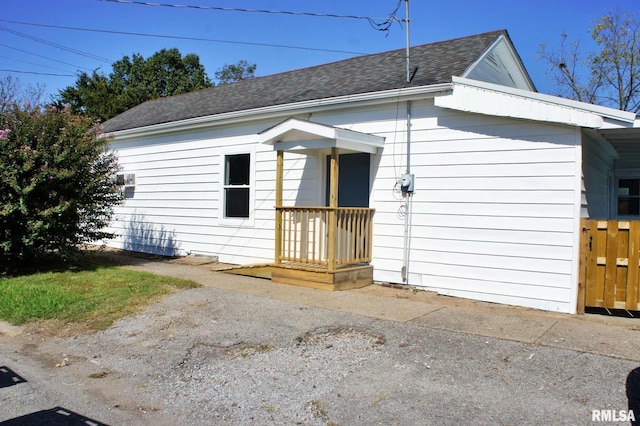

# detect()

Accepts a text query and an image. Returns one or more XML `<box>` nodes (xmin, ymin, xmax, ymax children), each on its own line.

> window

<box><xmin>617</xmin><ymin>178</ymin><xmax>640</xmax><ymax>216</ymax></box>
<box><xmin>224</xmin><ymin>153</ymin><xmax>250</xmax><ymax>218</ymax></box>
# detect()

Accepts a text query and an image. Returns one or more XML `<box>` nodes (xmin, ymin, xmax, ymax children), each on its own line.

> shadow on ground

<box><xmin>0</xmin><ymin>406</ymin><xmax>109</xmax><ymax>426</ymax></box>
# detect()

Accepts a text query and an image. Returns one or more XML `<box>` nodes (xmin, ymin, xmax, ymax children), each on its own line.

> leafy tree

<box><xmin>55</xmin><ymin>71</ymin><xmax>122</xmax><ymax>122</ymax></box>
<box><xmin>215</xmin><ymin>60</ymin><xmax>257</xmax><ymax>85</ymax></box>
<box><xmin>0</xmin><ymin>103</ymin><xmax>122</xmax><ymax>273</ymax></box>
<box><xmin>540</xmin><ymin>9</ymin><xmax>640</xmax><ymax>112</ymax></box>
<box><xmin>58</xmin><ymin>48</ymin><xmax>213</xmax><ymax>121</ymax></box>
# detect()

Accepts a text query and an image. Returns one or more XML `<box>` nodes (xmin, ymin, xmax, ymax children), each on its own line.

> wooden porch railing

<box><xmin>275</xmin><ymin>206</ymin><xmax>374</xmax><ymax>271</ymax></box>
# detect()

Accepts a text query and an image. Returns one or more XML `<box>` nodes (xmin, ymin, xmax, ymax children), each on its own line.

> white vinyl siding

<box><xmin>363</xmin><ymin>101</ymin><xmax>580</xmax><ymax>313</ymax></box>
<box><xmin>581</xmin><ymin>133</ymin><xmax>613</xmax><ymax>219</ymax></box>
<box><xmin>108</xmin><ymin>120</ymin><xmax>323</xmax><ymax>265</ymax></box>
<box><xmin>107</xmin><ymin>97</ymin><xmax>584</xmax><ymax>313</ymax></box>
<box><xmin>312</xmin><ymin>100</ymin><xmax>581</xmax><ymax>312</ymax></box>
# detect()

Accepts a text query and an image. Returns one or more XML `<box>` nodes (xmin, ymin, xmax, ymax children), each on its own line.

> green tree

<box><xmin>540</xmin><ymin>9</ymin><xmax>640</xmax><ymax>112</ymax></box>
<box><xmin>58</xmin><ymin>48</ymin><xmax>213</xmax><ymax>121</ymax></box>
<box><xmin>0</xmin><ymin>103</ymin><xmax>122</xmax><ymax>273</ymax></box>
<box><xmin>215</xmin><ymin>60</ymin><xmax>257</xmax><ymax>85</ymax></box>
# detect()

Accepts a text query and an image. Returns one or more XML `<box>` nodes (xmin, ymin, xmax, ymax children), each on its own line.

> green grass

<box><xmin>0</xmin><ymin>266</ymin><xmax>199</xmax><ymax>330</ymax></box>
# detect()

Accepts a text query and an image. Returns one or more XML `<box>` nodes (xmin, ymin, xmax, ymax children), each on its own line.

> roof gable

<box><xmin>464</xmin><ymin>34</ymin><xmax>535</xmax><ymax>91</ymax></box>
<box><xmin>103</xmin><ymin>30</ymin><xmax>529</xmax><ymax>133</ymax></box>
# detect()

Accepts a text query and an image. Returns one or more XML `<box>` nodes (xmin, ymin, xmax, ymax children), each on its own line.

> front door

<box><xmin>325</xmin><ymin>153</ymin><xmax>370</xmax><ymax>207</ymax></box>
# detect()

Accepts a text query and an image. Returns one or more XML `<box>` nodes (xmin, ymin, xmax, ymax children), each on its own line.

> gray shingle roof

<box><xmin>103</xmin><ymin>30</ymin><xmax>510</xmax><ymax>133</ymax></box>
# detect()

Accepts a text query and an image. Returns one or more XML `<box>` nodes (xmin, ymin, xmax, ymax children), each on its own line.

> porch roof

<box><xmin>599</xmin><ymin>127</ymin><xmax>640</xmax><ymax>160</ymax></box>
<box><xmin>258</xmin><ymin>118</ymin><xmax>385</xmax><ymax>154</ymax></box>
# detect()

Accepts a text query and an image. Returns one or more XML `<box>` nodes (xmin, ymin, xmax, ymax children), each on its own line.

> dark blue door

<box><xmin>325</xmin><ymin>153</ymin><xmax>370</xmax><ymax>207</ymax></box>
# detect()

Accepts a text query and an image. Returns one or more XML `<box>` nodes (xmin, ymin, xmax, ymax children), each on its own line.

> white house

<box><xmin>102</xmin><ymin>30</ymin><xmax>640</xmax><ymax>314</ymax></box>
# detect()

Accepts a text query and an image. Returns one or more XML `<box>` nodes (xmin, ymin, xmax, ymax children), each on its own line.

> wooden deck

<box><xmin>270</xmin><ymin>263</ymin><xmax>373</xmax><ymax>291</ymax></box>
<box><xmin>218</xmin><ymin>262</ymin><xmax>373</xmax><ymax>291</ymax></box>
<box><xmin>266</xmin><ymin>148</ymin><xmax>374</xmax><ymax>291</ymax></box>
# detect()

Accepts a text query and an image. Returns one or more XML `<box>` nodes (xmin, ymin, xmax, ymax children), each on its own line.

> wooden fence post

<box><xmin>628</xmin><ymin>221</ymin><xmax>640</xmax><ymax>311</ymax></box>
<box><xmin>577</xmin><ymin>218</ymin><xmax>588</xmax><ymax>314</ymax></box>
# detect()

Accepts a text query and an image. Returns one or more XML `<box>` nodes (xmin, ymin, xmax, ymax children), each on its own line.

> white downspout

<box><xmin>401</xmin><ymin>101</ymin><xmax>413</xmax><ymax>283</ymax></box>
<box><xmin>401</xmin><ymin>0</ymin><xmax>414</xmax><ymax>283</ymax></box>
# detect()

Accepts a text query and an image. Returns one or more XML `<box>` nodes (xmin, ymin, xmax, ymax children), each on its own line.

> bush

<box><xmin>0</xmin><ymin>104</ymin><xmax>123</xmax><ymax>272</ymax></box>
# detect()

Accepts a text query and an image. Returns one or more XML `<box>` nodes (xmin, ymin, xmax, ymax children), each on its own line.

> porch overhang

<box><xmin>258</xmin><ymin>117</ymin><xmax>385</xmax><ymax>154</ymax></box>
<box><xmin>598</xmin><ymin>127</ymin><xmax>640</xmax><ymax>160</ymax></box>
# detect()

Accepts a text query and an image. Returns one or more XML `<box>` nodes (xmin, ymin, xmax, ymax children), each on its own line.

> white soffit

<box><xmin>258</xmin><ymin>118</ymin><xmax>385</xmax><ymax>154</ymax></box>
<box><xmin>435</xmin><ymin>77</ymin><xmax>606</xmax><ymax>128</ymax></box>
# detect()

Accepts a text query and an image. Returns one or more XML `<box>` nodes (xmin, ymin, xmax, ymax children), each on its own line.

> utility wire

<box><xmin>0</xmin><ymin>55</ymin><xmax>76</xmax><ymax>74</ymax></box>
<box><xmin>0</xmin><ymin>25</ymin><xmax>113</xmax><ymax>63</ymax></box>
<box><xmin>0</xmin><ymin>69</ymin><xmax>75</xmax><ymax>77</ymax></box>
<box><xmin>0</xmin><ymin>43</ymin><xmax>93</xmax><ymax>71</ymax></box>
<box><xmin>98</xmin><ymin>0</ymin><xmax>402</xmax><ymax>32</ymax></box>
<box><xmin>0</xmin><ymin>19</ymin><xmax>369</xmax><ymax>55</ymax></box>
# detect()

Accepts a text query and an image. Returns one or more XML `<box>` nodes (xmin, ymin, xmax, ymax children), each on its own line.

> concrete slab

<box><xmin>245</xmin><ymin>281</ymin><xmax>347</xmax><ymax>305</ymax></box>
<box><xmin>169</xmin><ymin>257</ymin><xmax>217</xmax><ymax>266</ymax></box>
<box><xmin>313</xmin><ymin>293</ymin><xmax>443</xmax><ymax>322</ymax></box>
<box><xmin>537</xmin><ymin>319</ymin><xmax>640</xmax><ymax>362</ymax></box>
<box><xmin>411</xmin><ymin>306</ymin><xmax>558</xmax><ymax>344</ymax></box>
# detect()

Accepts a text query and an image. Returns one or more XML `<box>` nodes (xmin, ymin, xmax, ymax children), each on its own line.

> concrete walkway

<box><xmin>120</xmin><ymin>254</ymin><xmax>640</xmax><ymax>363</ymax></box>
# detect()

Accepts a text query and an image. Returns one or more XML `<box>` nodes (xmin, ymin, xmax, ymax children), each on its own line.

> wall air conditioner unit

<box><xmin>116</xmin><ymin>173</ymin><xmax>136</xmax><ymax>188</ymax></box>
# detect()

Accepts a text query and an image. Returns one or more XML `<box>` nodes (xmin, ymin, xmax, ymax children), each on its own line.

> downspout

<box><xmin>401</xmin><ymin>0</ymin><xmax>414</xmax><ymax>283</ymax></box>
<box><xmin>401</xmin><ymin>100</ymin><xmax>413</xmax><ymax>283</ymax></box>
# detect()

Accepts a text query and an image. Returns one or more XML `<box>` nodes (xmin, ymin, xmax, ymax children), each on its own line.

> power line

<box><xmin>0</xmin><ymin>43</ymin><xmax>94</xmax><ymax>72</ymax></box>
<box><xmin>0</xmin><ymin>26</ymin><xmax>113</xmax><ymax>63</ymax></box>
<box><xmin>0</xmin><ymin>55</ymin><xmax>76</xmax><ymax>74</ymax></box>
<box><xmin>98</xmin><ymin>0</ymin><xmax>402</xmax><ymax>32</ymax></box>
<box><xmin>0</xmin><ymin>19</ymin><xmax>370</xmax><ymax>55</ymax></box>
<box><xmin>0</xmin><ymin>69</ymin><xmax>75</xmax><ymax>77</ymax></box>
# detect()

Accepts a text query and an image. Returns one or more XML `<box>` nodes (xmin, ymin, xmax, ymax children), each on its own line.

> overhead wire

<box><xmin>0</xmin><ymin>20</ymin><xmax>369</xmax><ymax>55</ymax></box>
<box><xmin>97</xmin><ymin>0</ymin><xmax>402</xmax><ymax>33</ymax></box>
<box><xmin>0</xmin><ymin>43</ymin><xmax>93</xmax><ymax>71</ymax></box>
<box><xmin>0</xmin><ymin>25</ymin><xmax>113</xmax><ymax>63</ymax></box>
<box><xmin>0</xmin><ymin>2</ymin><xmax>403</xmax><ymax>80</ymax></box>
<box><xmin>0</xmin><ymin>69</ymin><xmax>75</xmax><ymax>77</ymax></box>
<box><xmin>0</xmin><ymin>55</ymin><xmax>76</xmax><ymax>74</ymax></box>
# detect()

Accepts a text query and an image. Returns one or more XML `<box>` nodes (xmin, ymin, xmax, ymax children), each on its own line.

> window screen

<box><xmin>224</xmin><ymin>153</ymin><xmax>250</xmax><ymax>218</ymax></box>
<box><xmin>618</xmin><ymin>178</ymin><xmax>640</xmax><ymax>216</ymax></box>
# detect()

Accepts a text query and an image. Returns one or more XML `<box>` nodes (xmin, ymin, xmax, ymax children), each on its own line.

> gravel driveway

<box><xmin>1</xmin><ymin>267</ymin><xmax>638</xmax><ymax>425</ymax></box>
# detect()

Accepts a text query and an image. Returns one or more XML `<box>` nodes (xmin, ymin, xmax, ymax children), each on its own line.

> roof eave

<box><xmin>104</xmin><ymin>83</ymin><xmax>453</xmax><ymax>142</ymax></box>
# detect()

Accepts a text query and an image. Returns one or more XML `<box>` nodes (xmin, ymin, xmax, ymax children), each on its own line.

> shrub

<box><xmin>0</xmin><ymin>104</ymin><xmax>123</xmax><ymax>273</ymax></box>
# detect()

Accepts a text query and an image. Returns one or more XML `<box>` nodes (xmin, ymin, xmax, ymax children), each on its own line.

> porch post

<box><xmin>328</xmin><ymin>147</ymin><xmax>339</xmax><ymax>271</ymax></box>
<box><xmin>275</xmin><ymin>150</ymin><xmax>284</xmax><ymax>265</ymax></box>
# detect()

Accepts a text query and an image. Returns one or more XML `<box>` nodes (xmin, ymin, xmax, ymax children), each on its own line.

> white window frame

<box><xmin>219</xmin><ymin>148</ymin><xmax>255</xmax><ymax>226</ymax></box>
<box><xmin>613</xmin><ymin>169</ymin><xmax>640</xmax><ymax>218</ymax></box>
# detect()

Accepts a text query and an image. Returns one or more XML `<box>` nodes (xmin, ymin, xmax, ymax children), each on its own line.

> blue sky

<box><xmin>2</xmin><ymin>0</ymin><xmax>640</xmax><ymax>102</ymax></box>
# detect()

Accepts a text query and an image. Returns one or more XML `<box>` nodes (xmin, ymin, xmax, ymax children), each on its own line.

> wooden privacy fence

<box><xmin>580</xmin><ymin>219</ymin><xmax>640</xmax><ymax>312</ymax></box>
<box><xmin>275</xmin><ymin>206</ymin><xmax>374</xmax><ymax>270</ymax></box>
